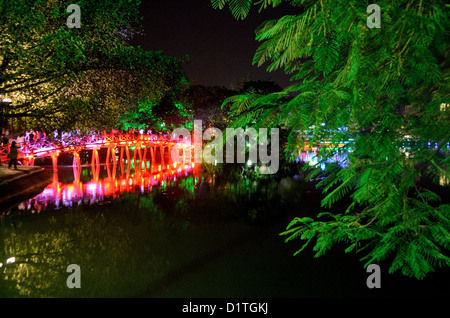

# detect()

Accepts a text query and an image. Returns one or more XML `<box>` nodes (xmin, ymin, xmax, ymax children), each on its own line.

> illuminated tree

<box><xmin>117</xmin><ymin>83</ymin><xmax>194</xmax><ymax>132</ymax></box>
<box><xmin>214</xmin><ymin>0</ymin><xmax>450</xmax><ymax>279</ymax></box>
<box><xmin>0</xmin><ymin>0</ymin><xmax>188</xmax><ymax>131</ymax></box>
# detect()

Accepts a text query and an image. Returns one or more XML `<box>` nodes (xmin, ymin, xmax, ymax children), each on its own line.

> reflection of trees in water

<box><xmin>0</xmin><ymin>165</ymin><xmax>307</xmax><ymax>297</ymax></box>
<box><xmin>182</xmin><ymin>165</ymin><xmax>306</xmax><ymax>223</ymax></box>
<box><xmin>1</xmin><ymin>215</ymin><xmax>75</xmax><ymax>297</ymax></box>
<box><xmin>0</xmin><ymin>208</ymin><xmax>171</xmax><ymax>297</ymax></box>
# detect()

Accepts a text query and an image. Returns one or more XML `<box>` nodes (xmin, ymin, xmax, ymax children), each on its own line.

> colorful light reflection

<box><xmin>17</xmin><ymin>163</ymin><xmax>198</xmax><ymax>212</ymax></box>
<box><xmin>297</xmin><ymin>150</ymin><xmax>349</xmax><ymax>170</ymax></box>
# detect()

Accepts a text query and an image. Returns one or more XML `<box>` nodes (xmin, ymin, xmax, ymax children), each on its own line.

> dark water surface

<box><xmin>0</xmin><ymin>160</ymin><xmax>449</xmax><ymax>298</ymax></box>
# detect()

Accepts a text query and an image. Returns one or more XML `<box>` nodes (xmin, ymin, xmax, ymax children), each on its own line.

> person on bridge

<box><xmin>1</xmin><ymin>134</ymin><xmax>8</xmax><ymax>146</ymax></box>
<box><xmin>29</xmin><ymin>130</ymin><xmax>34</xmax><ymax>145</ymax></box>
<box><xmin>8</xmin><ymin>141</ymin><xmax>19</xmax><ymax>170</ymax></box>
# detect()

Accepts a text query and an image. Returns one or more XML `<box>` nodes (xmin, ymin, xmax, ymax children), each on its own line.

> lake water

<box><xmin>0</xmin><ymin>152</ymin><xmax>449</xmax><ymax>298</ymax></box>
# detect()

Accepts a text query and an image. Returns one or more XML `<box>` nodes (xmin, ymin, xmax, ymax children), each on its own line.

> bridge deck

<box><xmin>0</xmin><ymin>132</ymin><xmax>186</xmax><ymax>165</ymax></box>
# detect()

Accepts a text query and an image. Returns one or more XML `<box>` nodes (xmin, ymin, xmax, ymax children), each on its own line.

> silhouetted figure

<box><xmin>29</xmin><ymin>131</ymin><xmax>34</xmax><ymax>145</ymax></box>
<box><xmin>8</xmin><ymin>141</ymin><xmax>19</xmax><ymax>170</ymax></box>
<box><xmin>1</xmin><ymin>135</ymin><xmax>8</xmax><ymax>145</ymax></box>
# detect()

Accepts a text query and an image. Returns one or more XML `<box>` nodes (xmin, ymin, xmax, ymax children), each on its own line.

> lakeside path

<box><xmin>0</xmin><ymin>165</ymin><xmax>45</xmax><ymax>185</ymax></box>
<box><xmin>0</xmin><ymin>165</ymin><xmax>52</xmax><ymax>210</ymax></box>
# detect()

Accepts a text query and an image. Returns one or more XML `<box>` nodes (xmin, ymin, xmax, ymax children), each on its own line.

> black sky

<box><xmin>130</xmin><ymin>0</ymin><xmax>294</xmax><ymax>89</ymax></box>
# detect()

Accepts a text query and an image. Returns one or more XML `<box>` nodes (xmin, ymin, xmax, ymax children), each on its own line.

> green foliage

<box><xmin>118</xmin><ymin>93</ymin><xmax>194</xmax><ymax>132</ymax></box>
<box><xmin>216</xmin><ymin>0</ymin><xmax>450</xmax><ymax>279</ymax></box>
<box><xmin>211</xmin><ymin>0</ymin><xmax>284</xmax><ymax>19</ymax></box>
<box><xmin>118</xmin><ymin>99</ymin><xmax>159</xmax><ymax>131</ymax></box>
<box><xmin>0</xmin><ymin>0</ymin><xmax>189</xmax><ymax>131</ymax></box>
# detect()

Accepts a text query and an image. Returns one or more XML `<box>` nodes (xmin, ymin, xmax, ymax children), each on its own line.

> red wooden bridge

<box><xmin>0</xmin><ymin>132</ymin><xmax>192</xmax><ymax>173</ymax></box>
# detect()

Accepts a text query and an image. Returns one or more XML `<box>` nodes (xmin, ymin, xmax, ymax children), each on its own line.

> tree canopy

<box><xmin>214</xmin><ymin>0</ymin><xmax>450</xmax><ymax>279</ymax></box>
<box><xmin>0</xmin><ymin>0</ymin><xmax>188</xmax><ymax>132</ymax></box>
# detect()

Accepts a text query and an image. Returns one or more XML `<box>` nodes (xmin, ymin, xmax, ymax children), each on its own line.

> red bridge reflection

<box><xmin>18</xmin><ymin>162</ymin><xmax>198</xmax><ymax>212</ymax></box>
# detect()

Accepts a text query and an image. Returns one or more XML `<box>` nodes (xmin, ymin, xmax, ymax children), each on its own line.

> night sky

<box><xmin>131</xmin><ymin>0</ymin><xmax>295</xmax><ymax>89</ymax></box>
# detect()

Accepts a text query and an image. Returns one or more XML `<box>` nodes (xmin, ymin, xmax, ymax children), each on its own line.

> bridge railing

<box><xmin>0</xmin><ymin>145</ymin><xmax>9</xmax><ymax>163</ymax></box>
<box><xmin>0</xmin><ymin>132</ymin><xmax>180</xmax><ymax>163</ymax></box>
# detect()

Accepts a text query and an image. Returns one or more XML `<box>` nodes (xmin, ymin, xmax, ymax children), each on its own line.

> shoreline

<box><xmin>0</xmin><ymin>165</ymin><xmax>52</xmax><ymax>211</ymax></box>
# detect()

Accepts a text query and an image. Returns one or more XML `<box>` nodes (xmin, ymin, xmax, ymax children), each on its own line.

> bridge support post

<box><xmin>150</xmin><ymin>146</ymin><xmax>156</xmax><ymax>173</ymax></box>
<box><xmin>105</xmin><ymin>146</ymin><xmax>116</xmax><ymax>180</ymax></box>
<box><xmin>91</xmin><ymin>148</ymin><xmax>100</xmax><ymax>182</ymax></box>
<box><xmin>166</xmin><ymin>146</ymin><xmax>172</xmax><ymax>170</ymax></box>
<box><xmin>73</xmin><ymin>151</ymin><xmax>81</xmax><ymax>183</ymax></box>
<box><xmin>73</xmin><ymin>151</ymin><xmax>81</xmax><ymax>168</ymax></box>
<box><xmin>160</xmin><ymin>145</ymin><xmax>165</xmax><ymax>171</ymax></box>
<box><xmin>133</xmin><ymin>145</ymin><xmax>137</xmax><ymax>169</ymax></box>
<box><xmin>112</xmin><ymin>148</ymin><xmax>117</xmax><ymax>179</ymax></box>
<box><xmin>183</xmin><ymin>145</ymin><xmax>189</xmax><ymax>165</ymax></box>
<box><xmin>126</xmin><ymin>145</ymin><xmax>130</xmax><ymax>163</ymax></box>
<box><xmin>133</xmin><ymin>143</ymin><xmax>142</xmax><ymax>171</ymax></box>
<box><xmin>91</xmin><ymin>148</ymin><xmax>100</xmax><ymax>168</ymax></box>
<box><xmin>106</xmin><ymin>147</ymin><xmax>111</xmax><ymax>165</ymax></box>
<box><xmin>26</xmin><ymin>156</ymin><xmax>35</xmax><ymax>167</ymax></box>
<box><xmin>119</xmin><ymin>145</ymin><xmax>130</xmax><ymax>176</ymax></box>
<box><xmin>119</xmin><ymin>145</ymin><xmax>130</xmax><ymax>163</ymax></box>
<box><xmin>51</xmin><ymin>152</ymin><xmax>59</xmax><ymax>171</ymax></box>
<box><xmin>142</xmin><ymin>146</ymin><xmax>148</xmax><ymax>171</ymax></box>
<box><xmin>137</xmin><ymin>142</ymin><xmax>143</xmax><ymax>167</ymax></box>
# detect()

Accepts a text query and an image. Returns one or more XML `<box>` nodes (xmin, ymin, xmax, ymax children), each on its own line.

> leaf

<box><xmin>229</xmin><ymin>0</ymin><xmax>252</xmax><ymax>20</ymax></box>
